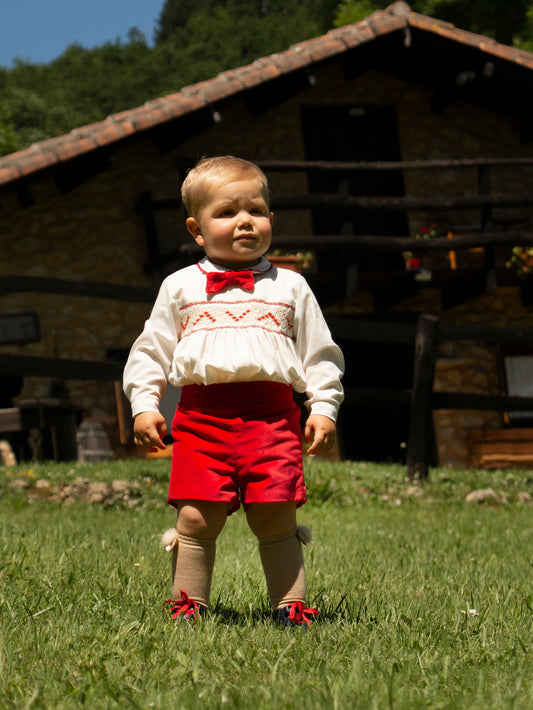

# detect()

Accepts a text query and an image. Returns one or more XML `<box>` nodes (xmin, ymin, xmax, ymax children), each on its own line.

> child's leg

<box><xmin>246</xmin><ymin>502</ymin><xmax>306</xmax><ymax>609</ymax></box>
<box><xmin>172</xmin><ymin>500</ymin><xmax>228</xmax><ymax>607</ymax></box>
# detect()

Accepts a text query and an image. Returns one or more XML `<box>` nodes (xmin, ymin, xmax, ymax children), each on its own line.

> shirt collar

<box><xmin>198</xmin><ymin>255</ymin><xmax>272</xmax><ymax>274</ymax></box>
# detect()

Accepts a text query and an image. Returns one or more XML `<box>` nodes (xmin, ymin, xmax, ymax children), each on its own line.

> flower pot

<box><xmin>268</xmin><ymin>255</ymin><xmax>305</xmax><ymax>273</ymax></box>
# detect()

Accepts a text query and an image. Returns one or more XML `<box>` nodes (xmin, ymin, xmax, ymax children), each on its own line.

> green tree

<box><xmin>0</xmin><ymin>87</ymin><xmax>54</xmax><ymax>149</ymax></box>
<box><xmin>149</xmin><ymin>0</ymin><xmax>332</xmax><ymax>96</ymax></box>
<box><xmin>155</xmin><ymin>0</ymin><xmax>334</xmax><ymax>44</ymax></box>
<box><xmin>334</xmin><ymin>0</ymin><xmax>533</xmax><ymax>47</ymax></box>
<box><xmin>156</xmin><ymin>1</ymin><xmax>324</xmax><ymax>76</ymax></box>
<box><xmin>1</xmin><ymin>0</ymin><xmax>338</xmax><ymax>157</ymax></box>
<box><xmin>155</xmin><ymin>0</ymin><xmax>219</xmax><ymax>42</ymax></box>
<box><xmin>0</xmin><ymin>114</ymin><xmax>19</xmax><ymax>155</ymax></box>
<box><xmin>335</xmin><ymin>0</ymin><xmax>381</xmax><ymax>26</ymax></box>
<box><xmin>514</xmin><ymin>3</ymin><xmax>533</xmax><ymax>49</ymax></box>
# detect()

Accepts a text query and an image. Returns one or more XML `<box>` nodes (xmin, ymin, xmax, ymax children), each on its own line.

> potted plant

<box><xmin>402</xmin><ymin>224</ymin><xmax>437</xmax><ymax>276</ymax></box>
<box><xmin>506</xmin><ymin>246</ymin><xmax>533</xmax><ymax>277</ymax></box>
<box><xmin>266</xmin><ymin>249</ymin><xmax>314</xmax><ymax>273</ymax></box>
<box><xmin>402</xmin><ymin>250</ymin><xmax>421</xmax><ymax>271</ymax></box>
<box><xmin>414</xmin><ymin>224</ymin><xmax>437</xmax><ymax>241</ymax></box>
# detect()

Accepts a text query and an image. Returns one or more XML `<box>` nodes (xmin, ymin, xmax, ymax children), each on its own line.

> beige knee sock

<box><xmin>171</xmin><ymin>533</ymin><xmax>216</xmax><ymax>608</ymax></box>
<box><xmin>258</xmin><ymin>528</ymin><xmax>306</xmax><ymax>609</ymax></box>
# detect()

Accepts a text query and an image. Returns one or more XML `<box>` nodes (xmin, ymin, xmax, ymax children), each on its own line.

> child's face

<box><xmin>186</xmin><ymin>178</ymin><xmax>273</xmax><ymax>268</ymax></box>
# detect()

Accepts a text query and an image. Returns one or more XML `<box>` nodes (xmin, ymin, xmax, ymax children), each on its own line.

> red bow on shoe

<box><xmin>289</xmin><ymin>601</ymin><xmax>319</xmax><ymax>627</ymax></box>
<box><xmin>164</xmin><ymin>590</ymin><xmax>200</xmax><ymax>620</ymax></box>
<box><xmin>205</xmin><ymin>270</ymin><xmax>255</xmax><ymax>294</ymax></box>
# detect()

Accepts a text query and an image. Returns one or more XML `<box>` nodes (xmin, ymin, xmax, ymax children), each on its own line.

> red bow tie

<box><xmin>205</xmin><ymin>270</ymin><xmax>255</xmax><ymax>294</ymax></box>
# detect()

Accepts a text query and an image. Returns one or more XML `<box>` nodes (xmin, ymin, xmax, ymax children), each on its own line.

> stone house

<box><xmin>1</xmin><ymin>1</ymin><xmax>533</xmax><ymax>468</ymax></box>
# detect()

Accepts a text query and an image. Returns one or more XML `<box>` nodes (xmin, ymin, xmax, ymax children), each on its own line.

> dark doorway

<box><xmin>301</xmin><ymin>106</ymin><xmax>413</xmax><ymax>463</ymax></box>
<box><xmin>336</xmin><ymin>332</ymin><xmax>415</xmax><ymax>464</ymax></box>
<box><xmin>301</xmin><ymin>104</ymin><xmax>408</xmax><ymax>270</ymax></box>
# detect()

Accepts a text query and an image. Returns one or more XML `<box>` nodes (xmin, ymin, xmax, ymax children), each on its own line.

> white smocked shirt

<box><xmin>123</xmin><ymin>256</ymin><xmax>344</xmax><ymax>421</ymax></box>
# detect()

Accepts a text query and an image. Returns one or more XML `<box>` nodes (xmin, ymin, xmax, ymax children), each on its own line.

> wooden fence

<box><xmin>140</xmin><ymin>155</ymin><xmax>533</xmax><ymax>274</ymax></box>
<box><xmin>3</xmin><ymin>157</ymin><xmax>533</xmax><ymax>469</ymax></box>
<box><xmin>327</xmin><ymin>314</ymin><xmax>533</xmax><ymax>479</ymax></box>
<box><xmin>2</xmin><ymin>271</ymin><xmax>533</xmax><ymax>475</ymax></box>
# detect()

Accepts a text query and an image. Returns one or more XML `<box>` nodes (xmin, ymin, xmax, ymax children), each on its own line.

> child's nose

<box><xmin>237</xmin><ymin>211</ymin><xmax>252</xmax><ymax>226</ymax></box>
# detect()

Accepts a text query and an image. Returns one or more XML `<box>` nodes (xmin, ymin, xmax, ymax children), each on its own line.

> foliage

<box><xmin>0</xmin><ymin>35</ymin><xmax>162</xmax><ymax>153</ymax></box>
<box><xmin>0</xmin><ymin>1</ymin><xmax>329</xmax><ymax>158</ymax></box>
<box><xmin>517</xmin><ymin>3</ymin><xmax>533</xmax><ymax>51</ymax></box>
<box><xmin>0</xmin><ymin>111</ymin><xmax>21</xmax><ymax>156</ymax></box>
<box><xmin>0</xmin><ymin>459</ymin><xmax>532</xmax><ymax>708</ymax></box>
<box><xmin>155</xmin><ymin>4</ymin><xmax>322</xmax><ymax>86</ymax></box>
<box><xmin>505</xmin><ymin>245</ymin><xmax>533</xmax><ymax>277</ymax></box>
<box><xmin>155</xmin><ymin>0</ymin><xmax>217</xmax><ymax>42</ymax></box>
<box><xmin>334</xmin><ymin>0</ymin><xmax>533</xmax><ymax>47</ymax></box>
<box><xmin>420</xmin><ymin>0</ymin><xmax>530</xmax><ymax>47</ymax></box>
<box><xmin>335</xmin><ymin>0</ymin><xmax>382</xmax><ymax>26</ymax></box>
<box><xmin>155</xmin><ymin>0</ymin><xmax>336</xmax><ymax>44</ymax></box>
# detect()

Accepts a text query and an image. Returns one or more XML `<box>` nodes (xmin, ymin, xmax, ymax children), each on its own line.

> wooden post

<box><xmin>447</xmin><ymin>231</ymin><xmax>457</xmax><ymax>269</ymax></box>
<box><xmin>407</xmin><ymin>314</ymin><xmax>439</xmax><ymax>481</ymax></box>
<box><xmin>478</xmin><ymin>165</ymin><xmax>498</xmax><ymax>291</ymax></box>
<box><xmin>478</xmin><ymin>165</ymin><xmax>493</xmax><ymax>233</ymax></box>
<box><xmin>115</xmin><ymin>381</ymin><xmax>128</xmax><ymax>446</ymax></box>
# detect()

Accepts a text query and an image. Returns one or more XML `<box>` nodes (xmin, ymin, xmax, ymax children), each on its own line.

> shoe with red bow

<box><xmin>276</xmin><ymin>601</ymin><xmax>318</xmax><ymax>628</ymax></box>
<box><xmin>164</xmin><ymin>590</ymin><xmax>206</xmax><ymax>621</ymax></box>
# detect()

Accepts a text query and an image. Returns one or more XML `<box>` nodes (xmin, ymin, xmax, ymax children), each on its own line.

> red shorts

<box><xmin>168</xmin><ymin>381</ymin><xmax>305</xmax><ymax>514</ymax></box>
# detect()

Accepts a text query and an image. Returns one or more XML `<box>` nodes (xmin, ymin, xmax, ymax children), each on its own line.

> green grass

<box><xmin>0</xmin><ymin>459</ymin><xmax>532</xmax><ymax>709</ymax></box>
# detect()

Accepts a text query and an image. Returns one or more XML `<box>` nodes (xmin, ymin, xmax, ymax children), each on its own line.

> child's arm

<box><xmin>133</xmin><ymin>411</ymin><xmax>168</xmax><ymax>452</ymax></box>
<box><xmin>304</xmin><ymin>414</ymin><xmax>336</xmax><ymax>455</ymax></box>
<box><xmin>124</xmin><ymin>278</ymin><xmax>180</xmax><ymax>441</ymax></box>
<box><xmin>293</xmin><ymin>282</ymin><xmax>344</xmax><ymax>434</ymax></box>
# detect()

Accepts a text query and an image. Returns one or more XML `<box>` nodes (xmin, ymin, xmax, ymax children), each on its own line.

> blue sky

<box><xmin>1</xmin><ymin>0</ymin><xmax>165</xmax><ymax>68</ymax></box>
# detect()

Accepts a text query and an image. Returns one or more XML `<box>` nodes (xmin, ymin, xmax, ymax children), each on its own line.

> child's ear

<box><xmin>186</xmin><ymin>217</ymin><xmax>204</xmax><ymax>246</ymax></box>
<box><xmin>270</xmin><ymin>211</ymin><xmax>274</xmax><ymax>227</ymax></box>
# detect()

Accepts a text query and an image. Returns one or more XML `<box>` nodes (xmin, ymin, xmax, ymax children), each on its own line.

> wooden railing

<box><xmin>0</xmin><ymin>275</ymin><xmax>154</xmax><ymax>380</ymax></box>
<box><xmin>0</xmin><ymin>275</ymin><xmax>156</xmax><ymax>302</ymax></box>
<box><xmin>326</xmin><ymin>314</ymin><xmax>533</xmax><ymax>480</ymax></box>
<box><xmin>138</xmin><ymin>156</ymin><xmax>533</xmax><ymax>273</ymax></box>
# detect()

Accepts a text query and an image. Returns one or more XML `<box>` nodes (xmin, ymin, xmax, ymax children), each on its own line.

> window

<box><xmin>504</xmin><ymin>354</ymin><xmax>533</xmax><ymax>425</ymax></box>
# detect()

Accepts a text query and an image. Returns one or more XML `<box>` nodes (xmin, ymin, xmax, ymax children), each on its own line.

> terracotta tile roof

<box><xmin>1</xmin><ymin>0</ymin><xmax>533</xmax><ymax>190</ymax></box>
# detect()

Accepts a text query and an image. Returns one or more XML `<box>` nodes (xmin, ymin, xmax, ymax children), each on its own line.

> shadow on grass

<box><xmin>207</xmin><ymin>594</ymin><xmax>359</xmax><ymax>627</ymax></box>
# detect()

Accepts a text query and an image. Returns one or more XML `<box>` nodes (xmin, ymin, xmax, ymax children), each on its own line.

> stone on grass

<box><xmin>465</xmin><ymin>488</ymin><xmax>501</xmax><ymax>505</ymax></box>
<box><xmin>516</xmin><ymin>491</ymin><xmax>532</xmax><ymax>504</ymax></box>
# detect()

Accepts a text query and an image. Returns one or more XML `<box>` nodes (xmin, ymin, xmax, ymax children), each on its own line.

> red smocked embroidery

<box><xmin>178</xmin><ymin>299</ymin><xmax>295</xmax><ymax>340</ymax></box>
<box><xmin>225</xmin><ymin>309</ymin><xmax>251</xmax><ymax>321</ymax></box>
<box><xmin>257</xmin><ymin>312</ymin><xmax>280</xmax><ymax>326</ymax></box>
<box><xmin>192</xmin><ymin>311</ymin><xmax>217</xmax><ymax>327</ymax></box>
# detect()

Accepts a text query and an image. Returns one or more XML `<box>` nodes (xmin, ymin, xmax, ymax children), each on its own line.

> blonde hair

<box><xmin>181</xmin><ymin>156</ymin><xmax>270</xmax><ymax>217</ymax></box>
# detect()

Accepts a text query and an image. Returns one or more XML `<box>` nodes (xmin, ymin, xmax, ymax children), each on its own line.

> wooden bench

<box><xmin>468</xmin><ymin>428</ymin><xmax>533</xmax><ymax>468</ymax></box>
<box><xmin>0</xmin><ymin>407</ymin><xmax>22</xmax><ymax>432</ymax></box>
<box><xmin>0</xmin><ymin>400</ymin><xmax>82</xmax><ymax>462</ymax></box>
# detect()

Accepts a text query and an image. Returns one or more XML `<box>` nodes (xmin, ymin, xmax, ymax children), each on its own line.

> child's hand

<box><xmin>133</xmin><ymin>411</ymin><xmax>168</xmax><ymax>452</ymax></box>
<box><xmin>304</xmin><ymin>414</ymin><xmax>336</xmax><ymax>456</ymax></box>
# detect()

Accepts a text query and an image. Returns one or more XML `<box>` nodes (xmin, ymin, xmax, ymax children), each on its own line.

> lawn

<box><xmin>0</xmin><ymin>458</ymin><xmax>532</xmax><ymax>709</ymax></box>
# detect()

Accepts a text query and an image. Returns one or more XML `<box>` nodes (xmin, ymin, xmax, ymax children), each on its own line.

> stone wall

<box><xmin>1</xmin><ymin>64</ymin><xmax>532</xmax><ymax>463</ymax></box>
<box><xmin>329</xmin><ymin>285</ymin><xmax>533</xmax><ymax>466</ymax></box>
<box><xmin>433</xmin><ymin>288</ymin><xmax>533</xmax><ymax>466</ymax></box>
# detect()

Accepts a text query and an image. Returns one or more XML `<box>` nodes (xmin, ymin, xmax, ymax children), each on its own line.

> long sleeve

<box><xmin>293</xmin><ymin>281</ymin><xmax>344</xmax><ymax>422</ymax></box>
<box><xmin>123</xmin><ymin>280</ymin><xmax>180</xmax><ymax>417</ymax></box>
